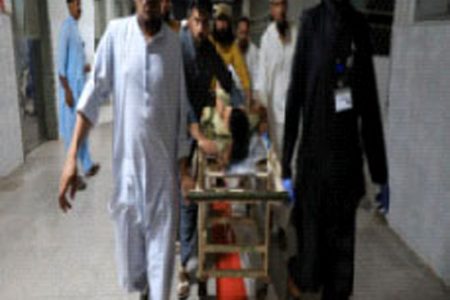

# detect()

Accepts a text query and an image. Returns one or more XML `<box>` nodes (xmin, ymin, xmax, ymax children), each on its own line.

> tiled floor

<box><xmin>0</xmin><ymin>122</ymin><xmax>449</xmax><ymax>300</ymax></box>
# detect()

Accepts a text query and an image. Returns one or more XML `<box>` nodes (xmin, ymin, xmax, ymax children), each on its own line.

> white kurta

<box><xmin>77</xmin><ymin>17</ymin><xmax>190</xmax><ymax>299</ymax></box>
<box><xmin>256</xmin><ymin>22</ymin><xmax>297</xmax><ymax>157</ymax></box>
<box><xmin>257</xmin><ymin>22</ymin><xmax>298</xmax><ymax>244</ymax></box>
<box><xmin>244</xmin><ymin>42</ymin><xmax>259</xmax><ymax>92</ymax></box>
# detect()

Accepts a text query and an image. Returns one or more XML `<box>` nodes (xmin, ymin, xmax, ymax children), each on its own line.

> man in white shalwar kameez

<box><xmin>58</xmin><ymin>1</ymin><xmax>192</xmax><ymax>299</ymax></box>
<box><xmin>257</xmin><ymin>0</ymin><xmax>297</xmax><ymax>160</ymax></box>
<box><xmin>257</xmin><ymin>2</ymin><xmax>298</xmax><ymax>297</ymax></box>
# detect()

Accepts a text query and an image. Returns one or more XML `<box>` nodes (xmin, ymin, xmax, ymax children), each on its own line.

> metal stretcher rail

<box><xmin>186</xmin><ymin>148</ymin><xmax>287</xmax><ymax>297</ymax></box>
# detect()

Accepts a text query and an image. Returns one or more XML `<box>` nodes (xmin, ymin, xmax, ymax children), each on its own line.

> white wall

<box><xmin>0</xmin><ymin>14</ymin><xmax>24</xmax><ymax>176</ymax></box>
<box><xmin>387</xmin><ymin>0</ymin><xmax>450</xmax><ymax>286</ymax></box>
<box><xmin>374</xmin><ymin>56</ymin><xmax>391</xmax><ymax>122</ymax></box>
<box><xmin>79</xmin><ymin>0</ymin><xmax>95</xmax><ymax>62</ymax></box>
<box><xmin>416</xmin><ymin>0</ymin><xmax>449</xmax><ymax>20</ymax></box>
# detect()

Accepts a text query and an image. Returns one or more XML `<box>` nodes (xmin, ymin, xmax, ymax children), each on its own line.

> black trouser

<box><xmin>289</xmin><ymin>188</ymin><xmax>357</xmax><ymax>300</ymax></box>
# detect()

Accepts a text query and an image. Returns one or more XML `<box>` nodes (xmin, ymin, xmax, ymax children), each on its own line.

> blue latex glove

<box><xmin>282</xmin><ymin>178</ymin><xmax>296</xmax><ymax>205</ymax></box>
<box><xmin>376</xmin><ymin>183</ymin><xmax>390</xmax><ymax>214</ymax></box>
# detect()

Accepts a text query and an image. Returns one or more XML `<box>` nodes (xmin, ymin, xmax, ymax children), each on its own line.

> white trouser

<box><xmin>113</xmin><ymin>206</ymin><xmax>176</xmax><ymax>299</ymax></box>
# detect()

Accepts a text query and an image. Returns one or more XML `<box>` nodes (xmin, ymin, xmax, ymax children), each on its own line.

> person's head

<box><xmin>67</xmin><ymin>0</ymin><xmax>82</xmax><ymax>20</ymax></box>
<box><xmin>212</xmin><ymin>4</ymin><xmax>234</xmax><ymax>47</ymax></box>
<box><xmin>134</xmin><ymin>0</ymin><xmax>162</xmax><ymax>31</ymax></box>
<box><xmin>160</xmin><ymin>0</ymin><xmax>172</xmax><ymax>22</ymax></box>
<box><xmin>270</xmin><ymin>0</ymin><xmax>289</xmax><ymax>37</ymax></box>
<box><xmin>229</xmin><ymin>108</ymin><xmax>250</xmax><ymax>164</ymax></box>
<box><xmin>237</xmin><ymin>17</ymin><xmax>251</xmax><ymax>52</ymax></box>
<box><xmin>188</xmin><ymin>1</ymin><xmax>210</xmax><ymax>45</ymax></box>
<box><xmin>270</xmin><ymin>0</ymin><xmax>287</xmax><ymax>23</ymax></box>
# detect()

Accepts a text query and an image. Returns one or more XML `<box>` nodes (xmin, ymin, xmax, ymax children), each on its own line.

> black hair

<box><xmin>188</xmin><ymin>0</ymin><xmax>211</xmax><ymax>18</ymax></box>
<box><xmin>229</xmin><ymin>108</ymin><xmax>250</xmax><ymax>164</ymax></box>
<box><xmin>238</xmin><ymin>16</ymin><xmax>250</xmax><ymax>28</ymax></box>
<box><xmin>212</xmin><ymin>18</ymin><xmax>235</xmax><ymax>47</ymax></box>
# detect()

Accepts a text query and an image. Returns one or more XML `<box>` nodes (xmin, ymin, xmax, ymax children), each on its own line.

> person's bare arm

<box><xmin>58</xmin><ymin>113</ymin><xmax>92</xmax><ymax>212</ymax></box>
<box><xmin>59</xmin><ymin>76</ymin><xmax>74</xmax><ymax>108</ymax></box>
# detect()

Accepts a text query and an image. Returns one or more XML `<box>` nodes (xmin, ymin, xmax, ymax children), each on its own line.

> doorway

<box><xmin>11</xmin><ymin>0</ymin><xmax>54</xmax><ymax>154</ymax></box>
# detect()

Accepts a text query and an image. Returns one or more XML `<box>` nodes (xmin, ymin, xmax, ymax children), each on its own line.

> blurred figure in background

<box><xmin>257</xmin><ymin>0</ymin><xmax>297</xmax><ymax>160</ymax></box>
<box><xmin>211</xmin><ymin>2</ymin><xmax>252</xmax><ymax>107</ymax></box>
<box><xmin>257</xmin><ymin>1</ymin><xmax>298</xmax><ymax>298</ymax></box>
<box><xmin>236</xmin><ymin>16</ymin><xmax>259</xmax><ymax>98</ymax></box>
<box><xmin>161</xmin><ymin>0</ymin><xmax>180</xmax><ymax>31</ymax></box>
<box><xmin>58</xmin><ymin>0</ymin><xmax>100</xmax><ymax>190</ymax></box>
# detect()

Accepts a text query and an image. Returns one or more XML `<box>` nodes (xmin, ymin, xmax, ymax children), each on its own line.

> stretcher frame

<box><xmin>187</xmin><ymin>148</ymin><xmax>288</xmax><ymax>283</ymax></box>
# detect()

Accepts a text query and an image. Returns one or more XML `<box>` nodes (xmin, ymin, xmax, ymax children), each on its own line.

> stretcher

<box><xmin>187</xmin><ymin>141</ymin><xmax>288</xmax><ymax>298</ymax></box>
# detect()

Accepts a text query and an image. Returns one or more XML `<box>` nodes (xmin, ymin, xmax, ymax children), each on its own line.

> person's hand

<box><xmin>58</xmin><ymin>156</ymin><xmax>78</xmax><ymax>213</ymax></box>
<box><xmin>181</xmin><ymin>175</ymin><xmax>196</xmax><ymax>205</ymax></box>
<box><xmin>65</xmin><ymin>89</ymin><xmax>74</xmax><ymax>108</ymax></box>
<box><xmin>84</xmin><ymin>64</ymin><xmax>91</xmax><ymax>73</ymax></box>
<box><xmin>376</xmin><ymin>183</ymin><xmax>390</xmax><ymax>214</ymax></box>
<box><xmin>282</xmin><ymin>178</ymin><xmax>296</xmax><ymax>205</ymax></box>
<box><xmin>198</xmin><ymin>138</ymin><xmax>218</xmax><ymax>155</ymax></box>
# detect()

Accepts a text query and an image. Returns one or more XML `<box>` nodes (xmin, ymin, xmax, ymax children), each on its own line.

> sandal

<box><xmin>177</xmin><ymin>269</ymin><xmax>190</xmax><ymax>299</ymax></box>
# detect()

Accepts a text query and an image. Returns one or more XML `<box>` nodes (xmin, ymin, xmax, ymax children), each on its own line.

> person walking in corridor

<box><xmin>257</xmin><ymin>0</ymin><xmax>297</xmax><ymax>160</ymax></box>
<box><xmin>58</xmin><ymin>0</ymin><xmax>99</xmax><ymax>189</ymax></box>
<box><xmin>282</xmin><ymin>0</ymin><xmax>390</xmax><ymax>299</ymax></box>
<box><xmin>257</xmin><ymin>2</ymin><xmax>298</xmax><ymax>286</ymax></box>
<box><xmin>177</xmin><ymin>1</ymin><xmax>233</xmax><ymax>297</ymax></box>
<box><xmin>58</xmin><ymin>0</ymin><xmax>192</xmax><ymax>299</ymax></box>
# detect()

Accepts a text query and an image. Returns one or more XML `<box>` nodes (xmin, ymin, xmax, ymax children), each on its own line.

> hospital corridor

<box><xmin>0</xmin><ymin>121</ymin><xmax>449</xmax><ymax>299</ymax></box>
<box><xmin>1</xmin><ymin>0</ymin><xmax>450</xmax><ymax>300</ymax></box>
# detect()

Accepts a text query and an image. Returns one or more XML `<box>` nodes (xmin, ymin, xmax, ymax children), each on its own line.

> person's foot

<box><xmin>85</xmin><ymin>163</ymin><xmax>100</xmax><ymax>177</ymax></box>
<box><xmin>177</xmin><ymin>269</ymin><xmax>190</xmax><ymax>299</ymax></box>
<box><xmin>76</xmin><ymin>176</ymin><xmax>87</xmax><ymax>191</ymax></box>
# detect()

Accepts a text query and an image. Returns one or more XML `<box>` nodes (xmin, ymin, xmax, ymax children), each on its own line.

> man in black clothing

<box><xmin>282</xmin><ymin>0</ymin><xmax>389</xmax><ymax>299</ymax></box>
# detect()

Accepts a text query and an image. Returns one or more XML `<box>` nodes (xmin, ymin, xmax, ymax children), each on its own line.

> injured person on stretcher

<box><xmin>189</xmin><ymin>85</ymin><xmax>275</xmax><ymax>299</ymax></box>
<box><xmin>194</xmin><ymin>83</ymin><xmax>270</xmax><ymax>184</ymax></box>
<box><xmin>185</xmin><ymin>86</ymin><xmax>284</xmax><ymax>298</ymax></box>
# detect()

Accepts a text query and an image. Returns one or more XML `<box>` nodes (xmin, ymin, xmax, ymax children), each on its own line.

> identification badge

<box><xmin>334</xmin><ymin>88</ymin><xmax>353</xmax><ymax>113</ymax></box>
